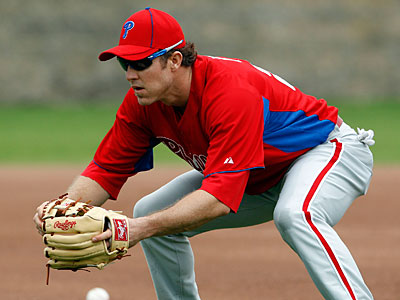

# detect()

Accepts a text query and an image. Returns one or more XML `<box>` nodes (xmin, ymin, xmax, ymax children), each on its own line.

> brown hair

<box><xmin>160</xmin><ymin>42</ymin><xmax>197</xmax><ymax>67</ymax></box>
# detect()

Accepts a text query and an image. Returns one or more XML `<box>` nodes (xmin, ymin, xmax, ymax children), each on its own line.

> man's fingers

<box><xmin>33</xmin><ymin>200</ymin><xmax>50</xmax><ymax>236</ymax></box>
<box><xmin>92</xmin><ymin>229</ymin><xmax>112</xmax><ymax>243</ymax></box>
<box><xmin>34</xmin><ymin>200</ymin><xmax>49</xmax><ymax>224</ymax></box>
<box><xmin>36</xmin><ymin>201</ymin><xmax>49</xmax><ymax>218</ymax></box>
<box><xmin>33</xmin><ymin>213</ymin><xmax>45</xmax><ymax>235</ymax></box>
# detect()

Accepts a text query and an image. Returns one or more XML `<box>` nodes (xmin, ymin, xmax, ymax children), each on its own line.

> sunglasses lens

<box><xmin>132</xmin><ymin>59</ymin><xmax>152</xmax><ymax>71</ymax></box>
<box><xmin>117</xmin><ymin>57</ymin><xmax>129</xmax><ymax>71</ymax></box>
<box><xmin>117</xmin><ymin>57</ymin><xmax>152</xmax><ymax>71</ymax></box>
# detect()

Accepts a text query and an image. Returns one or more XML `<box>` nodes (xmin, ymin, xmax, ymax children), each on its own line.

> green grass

<box><xmin>332</xmin><ymin>100</ymin><xmax>400</xmax><ymax>164</ymax></box>
<box><xmin>1</xmin><ymin>104</ymin><xmax>113</xmax><ymax>163</ymax></box>
<box><xmin>0</xmin><ymin>100</ymin><xmax>399</xmax><ymax>165</ymax></box>
<box><xmin>0</xmin><ymin>103</ymin><xmax>185</xmax><ymax>166</ymax></box>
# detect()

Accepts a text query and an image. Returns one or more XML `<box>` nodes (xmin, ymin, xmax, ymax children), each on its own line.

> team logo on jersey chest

<box><xmin>157</xmin><ymin>136</ymin><xmax>207</xmax><ymax>172</ymax></box>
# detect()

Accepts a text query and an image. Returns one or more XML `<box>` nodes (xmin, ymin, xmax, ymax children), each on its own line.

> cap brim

<box><xmin>98</xmin><ymin>45</ymin><xmax>157</xmax><ymax>61</ymax></box>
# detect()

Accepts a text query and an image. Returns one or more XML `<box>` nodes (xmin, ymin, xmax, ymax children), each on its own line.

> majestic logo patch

<box><xmin>122</xmin><ymin>21</ymin><xmax>135</xmax><ymax>39</ymax></box>
<box><xmin>113</xmin><ymin>219</ymin><xmax>128</xmax><ymax>241</ymax></box>
<box><xmin>224</xmin><ymin>157</ymin><xmax>234</xmax><ymax>164</ymax></box>
<box><xmin>54</xmin><ymin>220</ymin><xmax>76</xmax><ymax>231</ymax></box>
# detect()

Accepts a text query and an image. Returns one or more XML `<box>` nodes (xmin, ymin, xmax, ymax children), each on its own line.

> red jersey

<box><xmin>82</xmin><ymin>55</ymin><xmax>338</xmax><ymax>212</ymax></box>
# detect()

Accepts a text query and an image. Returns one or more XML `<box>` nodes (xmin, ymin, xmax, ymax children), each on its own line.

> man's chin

<box><xmin>137</xmin><ymin>96</ymin><xmax>156</xmax><ymax>106</ymax></box>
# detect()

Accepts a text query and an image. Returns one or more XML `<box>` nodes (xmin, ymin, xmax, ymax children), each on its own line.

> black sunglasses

<box><xmin>118</xmin><ymin>57</ymin><xmax>152</xmax><ymax>71</ymax></box>
<box><xmin>117</xmin><ymin>39</ymin><xmax>184</xmax><ymax>72</ymax></box>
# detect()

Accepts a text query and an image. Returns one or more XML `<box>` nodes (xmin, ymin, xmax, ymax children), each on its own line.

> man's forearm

<box><xmin>67</xmin><ymin>175</ymin><xmax>110</xmax><ymax>206</ymax></box>
<box><xmin>129</xmin><ymin>190</ymin><xmax>230</xmax><ymax>247</ymax></box>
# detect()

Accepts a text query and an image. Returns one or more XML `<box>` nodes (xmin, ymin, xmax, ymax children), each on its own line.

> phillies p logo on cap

<box><xmin>122</xmin><ymin>21</ymin><xmax>135</xmax><ymax>39</ymax></box>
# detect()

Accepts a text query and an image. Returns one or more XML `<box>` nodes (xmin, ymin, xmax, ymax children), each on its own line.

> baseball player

<box><xmin>33</xmin><ymin>7</ymin><xmax>376</xmax><ymax>299</ymax></box>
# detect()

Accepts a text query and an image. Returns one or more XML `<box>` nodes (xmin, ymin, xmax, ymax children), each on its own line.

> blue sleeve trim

<box><xmin>262</xmin><ymin>97</ymin><xmax>270</xmax><ymax>125</ymax></box>
<box><xmin>204</xmin><ymin>166</ymin><xmax>264</xmax><ymax>179</ymax></box>
<box><xmin>93</xmin><ymin>138</ymin><xmax>160</xmax><ymax>174</ymax></box>
<box><xmin>132</xmin><ymin>137</ymin><xmax>160</xmax><ymax>172</ymax></box>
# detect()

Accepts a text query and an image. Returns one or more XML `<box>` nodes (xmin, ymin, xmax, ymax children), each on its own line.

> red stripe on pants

<box><xmin>302</xmin><ymin>139</ymin><xmax>356</xmax><ymax>300</ymax></box>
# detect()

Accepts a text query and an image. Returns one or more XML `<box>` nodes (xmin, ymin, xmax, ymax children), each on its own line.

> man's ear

<box><xmin>169</xmin><ymin>51</ymin><xmax>183</xmax><ymax>71</ymax></box>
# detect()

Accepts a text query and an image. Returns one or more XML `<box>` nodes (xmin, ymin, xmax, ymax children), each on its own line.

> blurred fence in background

<box><xmin>1</xmin><ymin>0</ymin><xmax>399</xmax><ymax>103</ymax></box>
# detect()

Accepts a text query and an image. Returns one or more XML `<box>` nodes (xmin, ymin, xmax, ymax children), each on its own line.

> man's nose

<box><xmin>126</xmin><ymin>66</ymin><xmax>139</xmax><ymax>81</ymax></box>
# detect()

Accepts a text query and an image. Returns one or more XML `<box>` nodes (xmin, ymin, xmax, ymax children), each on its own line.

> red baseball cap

<box><xmin>99</xmin><ymin>7</ymin><xmax>186</xmax><ymax>61</ymax></box>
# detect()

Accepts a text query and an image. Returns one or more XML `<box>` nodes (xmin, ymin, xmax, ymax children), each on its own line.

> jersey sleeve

<box><xmin>199</xmin><ymin>86</ymin><xmax>265</xmax><ymax>212</ymax></box>
<box><xmin>81</xmin><ymin>90</ymin><xmax>158</xmax><ymax>199</ymax></box>
<box><xmin>200</xmin><ymin>170</ymin><xmax>250</xmax><ymax>212</ymax></box>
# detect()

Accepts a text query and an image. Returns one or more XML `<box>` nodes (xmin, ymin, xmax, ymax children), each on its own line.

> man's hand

<box><xmin>33</xmin><ymin>200</ymin><xmax>51</xmax><ymax>236</ymax></box>
<box><xmin>42</xmin><ymin>196</ymin><xmax>130</xmax><ymax>273</ymax></box>
<box><xmin>34</xmin><ymin>176</ymin><xmax>110</xmax><ymax>236</ymax></box>
<box><xmin>92</xmin><ymin>228</ymin><xmax>112</xmax><ymax>248</ymax></box>
<box><xmin>92</xmin><ymin>218</ymin><xmax>139</xmax><ymax>249</ymax></box>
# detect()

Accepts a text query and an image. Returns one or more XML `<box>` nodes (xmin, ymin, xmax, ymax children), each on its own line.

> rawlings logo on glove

<box><xmin>113</xmin><ymin>219</ymin><xmax>128</xmax><ymax>241</ymax></box>
<box><xmin>41</xmin><ymin>194</ymin><xmax>131</xmax><ymax>284</ymax></box>
<box><xmin>54</xmin><ymin>220</ymin><xmax>77</xmax><ymax>230</ymax></box>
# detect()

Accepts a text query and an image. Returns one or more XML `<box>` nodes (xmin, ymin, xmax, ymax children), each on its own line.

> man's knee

<box><xmin>133</xmin><ymin>195</ymin><xmax>154</xmax><ymax>218</ymax></box>
<box><xmin>274</xmin><ymin>207</ymin><xmax>305</xmax><ymax>234</ymax></box>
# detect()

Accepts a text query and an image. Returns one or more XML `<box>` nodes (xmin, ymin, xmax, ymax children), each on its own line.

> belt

<box><xmin>337</xmin><ymin>116</ymin><xmax>343</xmax><ymax>128</ymax></box>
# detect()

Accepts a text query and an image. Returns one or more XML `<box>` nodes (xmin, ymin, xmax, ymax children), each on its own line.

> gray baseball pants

<box><xmin>133</xmin><ymin>122</ymin><xmax>374</xmax><ymax>300</ymax></box>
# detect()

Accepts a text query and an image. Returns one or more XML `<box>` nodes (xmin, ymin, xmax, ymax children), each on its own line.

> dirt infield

<box><xmin>1</xmin><ymin>165</ymin><xmax>399</xmax><ymax>299</ymax></box>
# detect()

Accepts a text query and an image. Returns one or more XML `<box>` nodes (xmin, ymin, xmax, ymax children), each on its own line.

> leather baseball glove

<box><xmin>42</xmin><ymin>194</ymin><xmax>130</xmax><ymax>284</ymax></box>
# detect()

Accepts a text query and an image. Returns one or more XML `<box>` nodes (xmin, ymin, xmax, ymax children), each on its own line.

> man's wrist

<box><xmin>127</xmin><ymin>217</ymin><xmax>153</xmax><ymax>248</ymax></box>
